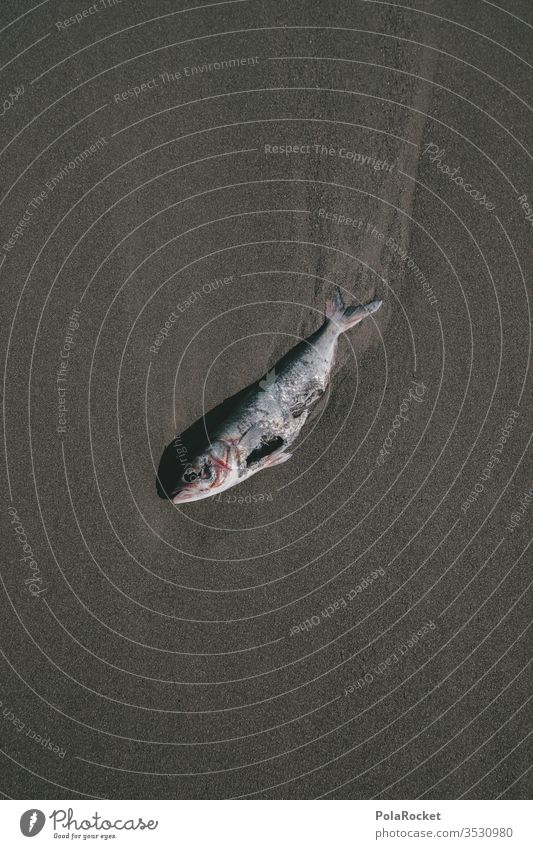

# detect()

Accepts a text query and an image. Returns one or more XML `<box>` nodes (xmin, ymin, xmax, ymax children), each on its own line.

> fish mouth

<box><xmin>172</xmin><ymin>487</ymin><xmax>206</xmax><ymax>504</ymax></box>
<box><xmin>171</xmin><ymin>468</ymin><xmax>236</xmax><ymax>503</ymax></box>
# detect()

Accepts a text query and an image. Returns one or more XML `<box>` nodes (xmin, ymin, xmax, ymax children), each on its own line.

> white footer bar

<box><xmin>1</xmin><ymin>799</ymin><xmax>530</xmax><ymax>848</ymax></box>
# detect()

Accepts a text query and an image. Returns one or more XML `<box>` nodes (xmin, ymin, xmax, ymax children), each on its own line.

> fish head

<box><xmin>171</xmin><ymin>440</ymin><xmax>241</xmax><ymax>503</ymax></box>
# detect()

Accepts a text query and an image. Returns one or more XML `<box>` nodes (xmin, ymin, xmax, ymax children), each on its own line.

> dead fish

<box><xmin>169</xmin><ymin>287</ymin><xmax>382</xmax><ymax>503</ymax></box>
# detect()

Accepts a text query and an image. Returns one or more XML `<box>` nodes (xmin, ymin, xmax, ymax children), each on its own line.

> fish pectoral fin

<box><xmin>264</xmin><ymin>450</ymin><xmax>292</xmax><ymax>468</ymax></box>
<box><xmin>237</xmin><ymin>424</ymin><xmax>265</xmax><ymax>456</ymax></box>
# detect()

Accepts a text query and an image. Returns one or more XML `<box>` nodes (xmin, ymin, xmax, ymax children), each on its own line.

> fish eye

<box><xmin>183</xmin><ymin>468</ymin><xmax>198</xmax><ymax>483</ymax></box>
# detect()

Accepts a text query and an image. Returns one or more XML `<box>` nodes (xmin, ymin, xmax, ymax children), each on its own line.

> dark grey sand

<box><xmin>0</xmin><ymin>0</ymin><xmax>531</xmax><ymax>799</ymax></box>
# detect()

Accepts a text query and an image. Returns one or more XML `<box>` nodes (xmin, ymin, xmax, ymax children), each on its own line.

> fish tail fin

<box><xmin>325</xmin><ymin>286</ymin><xmax>382</xmax><ymax>332</ymax></box>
